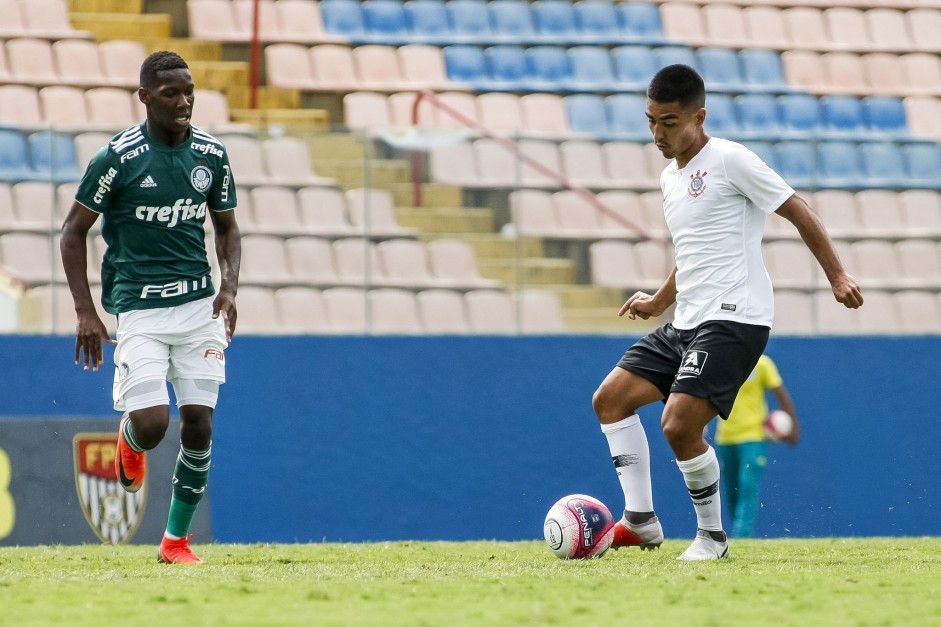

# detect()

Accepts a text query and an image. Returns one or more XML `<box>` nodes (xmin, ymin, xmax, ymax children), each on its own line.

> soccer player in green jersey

<box><xmin>60</xmin><ymin>51</ymin><xmax>241</xmax><ymax>564</ymax></box>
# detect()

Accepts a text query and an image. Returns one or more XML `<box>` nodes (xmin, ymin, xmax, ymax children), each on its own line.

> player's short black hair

<box><xmin>647</xmin><ymin>64</ymin><xmax>706</xmax><ymax>110</ymax></box>
<box><xmin>140</xmin><ymin>51</ymin><xmax>189</xmax><ymax>89</ymax></box>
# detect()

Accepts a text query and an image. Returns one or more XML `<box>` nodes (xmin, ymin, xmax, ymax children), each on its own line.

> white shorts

<box><xmin>112</xmin><ymin>296</ymin><xmax>227</xmax><ymax>411</ymax></box>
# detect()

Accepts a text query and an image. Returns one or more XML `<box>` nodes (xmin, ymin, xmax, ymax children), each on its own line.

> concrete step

<box><xmin>396</xmin><ymin>207</ymin><xmax>494</xmax><ymax>234</ymax></box>
<box><xmin>138</xmin><ymin>38</ymin><xmax>222</xmax><ymax>62</ymax></box>
<box><xmin>226</xmin><ymin>86</ymin><xmax>300</xmax><ymax>111</ymax></box>
<box><xmin>562</xmin><ymin>308</ymin><xmax>661</xmax><ymax>334</ymax></box>
<box><xmin>71</xmin><ymin>12</ymin><xmax>171</xmax><ymax>39</ymax></box>
<box><xmin>308</xmin><ymin>134</ymin><xmax>365</xmax><ymax>161</ymax></box>
<box><xmin>535</xmin><ymin>285</ymin><xmax>627</xmax><ymax>310</ymax></box>
<box><xmin>479</xmin><ymin>258</ymin><xmax>576</xmax><ymax>286</ymax></box>
<box><xmin>230</xmin><ymin>108</ymin><xmax>329</xmax><ymax>130</ymax></box>
<box><xmin>189</xmin><ymin>61</ymin><xmax>249</xmax><ymax>92</ymax></box>
<box><xmin>389</xmin><ymin>183</ymin><xmax>463</xmax><ymax>208</ymax></box>
<box><xmin>68</xmin><ymin>0</ymin><xmax>143</xmax><ymax>13</ymax></box>
<box><xmin>313</xmin><ymin>159</ymin><xmax>412</xmax><ymax>190</ymax></box>
<box><xmin>419</xmin><ymin>233</ymin><xmax>544</xmax><ymax>259</ymax></box>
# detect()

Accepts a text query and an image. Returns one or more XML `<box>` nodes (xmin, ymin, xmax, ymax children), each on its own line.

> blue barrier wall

<box><xmin>3</xmin><ymin>335</ymin><xmax>939</xmax><ymax>543</ymax></box>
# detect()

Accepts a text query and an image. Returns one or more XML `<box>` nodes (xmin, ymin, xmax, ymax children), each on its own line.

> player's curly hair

<box><xmin>647</xmin><ymin>64</ymin><xmax>705</xmax><ymax>110</ymax></box>
<box><xmin>140</xmin><ymin>51</ymin><xmax>189</xmax><ymax>89</ymax></box>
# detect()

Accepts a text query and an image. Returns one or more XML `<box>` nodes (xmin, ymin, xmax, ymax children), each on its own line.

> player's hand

<box><xmin>618</xmin><ymin>291</ymin><xmax>664</xmax><ymax>320</ymax></box>
<box><xmin>74</xmin><ymin>310</ymin><xmax>115</xmax><ymax>372</ymax></box>
<box><xmin>783</xmin><ymin>430</ymin><xmax>800</xmax><ymax>447</ymax></box>
<box><xmin>212</xmin><ymin>291</ymin><xmax>237</xmax><ymax>343</ymax></box>
<box><xmin>831</xmin><ymin>273</ymin><xmax>863</xmax><ymax>309</ymax></box>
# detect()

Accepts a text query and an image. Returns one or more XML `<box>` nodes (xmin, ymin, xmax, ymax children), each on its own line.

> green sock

<box><xmin>165</xmin><ymin>444</ymin><xmax>211</xmax><ymax>539</ymax></box>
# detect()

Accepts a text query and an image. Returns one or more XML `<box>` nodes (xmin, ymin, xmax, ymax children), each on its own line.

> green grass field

<box><xmin>1</xmin><ymin>538</ymin><xmax>939</xmax><ymax>626</ymax></box>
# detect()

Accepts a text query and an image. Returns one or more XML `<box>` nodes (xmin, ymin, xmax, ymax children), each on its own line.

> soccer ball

<box><xmin>543</xmin><ymin>494</ymin><xmax>615</xmax><ymax>559</ymax></box>
<box><xmin>764</xmin><ymin>409</ymin><xmax>794</xmax><ymax>442</ymax></box>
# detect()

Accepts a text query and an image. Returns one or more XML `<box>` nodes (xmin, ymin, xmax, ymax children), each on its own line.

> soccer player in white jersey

<box><xmin>592</xmin><ymin>65</ymin><xmax>863</xmax><ymax>560</ymax></box>
<box><xmin>60</xmin><ymin>51</ymin><xmax>241</xmax><ymax>564</ymax></box>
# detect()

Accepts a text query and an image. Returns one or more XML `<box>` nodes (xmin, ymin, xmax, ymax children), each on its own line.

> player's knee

<box><xmin>128</xmin><ymin>405</ymin><xmax>170</xmax><ymax>449</ymax></box>
<box><xmin>591</xmin><ymin>383</ymin><xmax>634</xmax><ymax>423</ymax></box>
<box><xmin>660</xmin><ymin>412</ymin><xmax>693</xmax><ymax>449</ymax></box>
<box><xmin>179</xmin><ymin>404</ymin><xmax>213</xmax><ymax>449</ymax></box>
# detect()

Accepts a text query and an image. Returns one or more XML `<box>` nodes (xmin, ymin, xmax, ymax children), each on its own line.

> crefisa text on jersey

<box><xmin>135</xmin><ymin>198</ymin><xmax>207</xmax><ymax>228</ymax></box>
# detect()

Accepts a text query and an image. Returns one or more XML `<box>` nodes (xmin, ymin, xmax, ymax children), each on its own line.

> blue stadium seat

<box><xmin>443</xmin><ymin>45</ymin><xmax>490</xmax><ymax>89</ymax></box>
<box><xmin>859</xmin><ymin>141</ymin><xmax>908</xmax><ymax>189</ymax></box>
<box><xmin>773</xmin><ymin>141</ymin><xmax>816</xmax><ymax>189</ymax></box>
<box><xmin>361</xmin><ymin>0</ymin><xmax>411</xmax><ymax>45</ymax></box>
<box><xmin>652</xmin><ymin>46</ymin><xmax>697</xmax><ymax>72</ymax></box>
<box><xmin>704</xmin><ymin>93</ymin><xmax>740</xmax><ymax>137</ymax></box>
<box><xmin>735</xmin><ymin>94</ymin><xmax>784</xmax><ymax>141</ymax></box>
<box><xmin>902</xmin><ymin>143</ymin><xmax>941</xmax><ymax>189</ymax></box>
<box><xmin>696</xmin><ymin>48</ymin><xmax>749</xmax><ymax>93</ymax></box>
<box><xmin>321</xmin><ymin>0</ymin><xmax>367</xmax><ymax>40</ymax></box>
<box><xmin>742</xmin><ymin>141</ymin><xmax>778</xmax><ymax>171</ymax></box>
<box><xmin>820</xmin><ymin>96</ymin><xmax>866</xmax><ymax>138</ymax></box>
<box><xmin>447</xmin><ymin>0</ymin><xmax>496</xmax><ymax>45</ymax></box>
<box><xmin>617</xmin><ymin>2</ymin><xmax>667</xmax><ymax>45</ymax></box>
<box><xmin>739</xmin><ymin>49</ymin><xmax>794</xmax><ymax>94</ymax></box>
<box><xmin>28</xmin><ymin>131</ymin><xmax>79</xmax><ymax>183</ymax></box>
<box><xmin>404</xmin><ymin>0</ymin><xmax>452</xmax><ymax>45</ymax></box>
<box><xmin>565</xmin><ymin>94</ymin><xmax>609</xmax><ymax>136</ymax></box>
<box><xmin>612</xmin><ymin>46</ymin><xmax>658</xmax><ymax>92</ymax></box>
<box><xmin>862</xmin><ymin>96</ymin><xmax>908</xmax><ymax>139</ymax></box>
<box><xmin>605</xmin><ymin>93</ymin><xmax>651</xmax><ymax>141</ymax></box>
<box><xmin>568</xmin><ymin>46</ymin><xmax>618</xmax><ymax>92</ymax></box>
<box><xmin>489</xmin><ymin>0</ymin><xmax>537</xmax><ymax>44</ymax></box>
<box><xmin>0</xmin><ymin>129</ymin><xmax>38</xmax><ymax>181</ymax></box>
<box><xmin>532</xmin><ymin>0</ymin><xmax>587</xmax><ymax>45</ymax></box>
<box><xmin>574</xmin><ymin>0</ymin><xmax>623</xmax><ymax>46</ymax></box>
<box><xmin>816</xmin><ymin>141</ymin><xmax>864</xmax><ymax>189</ymax></box>
<box><xmin>485</xmin><ymin>45</ymin><xmax>534</xmax><ymax>91</ymax></box>
<box><xmin>525</xmin><ymin>46</ymin><xmax>573</xmax><ymax>93</ymax></box>
<box><xmin>777</xmin><ymin>94</ymin><xmax>821</xmax><ymax>138</ymax></box>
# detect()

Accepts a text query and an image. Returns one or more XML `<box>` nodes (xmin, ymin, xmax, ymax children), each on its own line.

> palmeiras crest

<box><xmin>73</xmin><ymin>433</ymin><xmax>146</xmax><ymax>544</ymax></box>
<box><xmin>688</xmin><ymin>170</ymin><xmax>708</xmax><ymax>198</ymax></box>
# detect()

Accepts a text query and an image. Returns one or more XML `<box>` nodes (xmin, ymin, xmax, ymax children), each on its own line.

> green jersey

<box><xmin>75</xmin><ymin>123</ymin><xmax>237</xmax><ymax>314</ymax></box>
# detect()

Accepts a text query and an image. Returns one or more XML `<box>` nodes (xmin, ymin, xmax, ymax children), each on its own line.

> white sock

<box><xmin>676</xmin><ymin>445</ymin><xmax>723</xmax><ymax>533</ymax></box>
<box><xmin>600</xmin><ymin>414</ymin><xmax>654</xmax><ymax>515</ymax></box>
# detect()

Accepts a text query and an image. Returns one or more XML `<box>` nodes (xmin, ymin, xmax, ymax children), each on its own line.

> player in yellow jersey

<box><xmin>714</xmin><ymin>354</ymin><xmax>799</xmax><ymax>538</ymax></box>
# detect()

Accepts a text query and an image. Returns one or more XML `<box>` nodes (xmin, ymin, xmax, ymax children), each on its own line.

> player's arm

<box><xmin>60</xmin><ymin>201</ymin><xmax>114</xmax><ymax>371</ymax></box>
<box><xmin>770</xmin><ymin>384</ymin><xmax>800</xmax><ymax>446</ymax></box>
<box><xmin>775</xmin><ymin>194</ymin><xmax>863</xmax><ymax>309</ymax></box>
<box><xmin>209</xmin><ymin>208</ymin><xmax>241</xmax><ymax>342</ymax></box>
<box><xmin>618</xmin><ymin>266</ymin><xmax>678</xmax><ymax>320</ymax></box>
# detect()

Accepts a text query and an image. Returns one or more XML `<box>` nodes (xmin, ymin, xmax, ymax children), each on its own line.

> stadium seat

<box><xmin>0</xmin><ymin>0</ymin><xmax>26</xmax><ymax>40</ymax></box>
<box><xmin>763</xmin><ymin>240</ymin><xmax>818</xmax><ymax>290</ymax></box>
<box><xmin>27</xmin><ymin>131</ymin><xmax>80</xmax><ymax>183</ymax></box>
<box><xmin>192</xmin><ymin>90</ymin><xmax>252</xmax><ymax>135</ymax></box>
<box><xmin>589</xmin><ymin>240</ymin><xmax>640</xmax><ymax>288</ymax></box>
<box><xmin>774</xmin><ymin>141</ymin><xmax>817</xmax><ymax>190</ymax></box>
<box><xmin>428</xmin><ymin>141</ymin><xmax>476</xmax><ymax>186</ymax></box>
<box><xmin>781</xmin><ymin>50</ymin><xmax>829</xmax><ymax>94</ymax></box>
<box><xmin>85</xmin><ymin>87</ymin><xmax>138</xmax><ymax>130</ymax></box>
<box><xmin>894</xmin><ymin>290</ymin><xmax>941</xmax><ymax>334</ymax></box>
<box><xmin>772</xmin><ymin>290</ymin><xmax>814</xmax><ymax>335</ymax></box>
<box><xmin>233</xmin><ymin>286</ymin><xmax>281</xmax><ymax>334</ymax></box>
<box><xmin>464</xmin><ymin>289</ymin><xmax>515</xmax><ymax>333</ymax></box>
<box><xmin>518</xmin><ymin>289</ymin><xmax>565</xmax><ymax>333</ymax></box>
<box><xmin>573</xmin><ymin>0</ymin><xmax>621</xmax><ymax>46</ymax></box>
<box><xmin>240</xmin><ymin>235</ymin><xmax>294</xmax><ymax>285</ymax></box>
<box><xmin>11</xmin><ymin>181</ymin><xmax>57</xmax><ymax>232</ymax></box>
<box><xmin>734</xmin><ymin>94</ymin><xmax>783</xmax><ymax>141</ymax></box>
<box><xmin>403</xmin><ymin>0</ymin><xmax>451</xmax><ymax>45</ymax></box>
<box><xmin>265</xmin><ymin>43</ymin><xmax>316</xmax><ymax>90</ymax></box>
<box><xmin>900</xmin><ymin>53</ymin><xmax>941</xmax><ymax>98</ymax></box>
<box><xmin>695</xmin><ymin>48</ymin><xmax>749</xmax><ymax>94</ymax></box>
<box><xmin>532</xmin><ymin>0</ymin><xmax>585</xmax><ymax>45</ymax></box>
<box><xmin>477</xmin><ymin>92</ymin><xmax>523</xmax><ymax>134</ymax></box>
<box><xmin>862</xmin><ymin>53</ymin><xmax>908</xmax><ymax>97</ymax></box>
<box><xmin>283</xmin><ymin>237</ymin><xmax>342</xmax><ymax>286</ymax></box>
<box><xmin>52</xmin><ymin>39</ymin><xmax>108</xmax><ymax>87</ymax></box>
<box><xmin>446</xmin><ymin>0</ymin><xmax>495</xmax><ymax>45</ymax></box>
<box><xmin>1</xmin><ymin>232</ymin><xmax>55</xmax><ymax>284</ymax></box>
<box><xmin>72</xmin><ymin>132</ymin><xmax>109</xmax><ymax>170</ymax></box>
<box><xmin>592</xmin><ymin>189</ymin><xmax>649</xmax><ymax>238</ymax></box>
<box><xmin>519</xmin><ymin>93</ymin><xmax>569</xmax><ymax>137</ymax></box>
<box><xmin>320</xmin><ymin>0</ymin><xmax>367</xmax><ymax>40</ymax></box>
<box><xmin>824</xmin><ymin>7</ymin><xmax>869</xmax><ymax>52</ymax></box>
<box><xmin>568</xmin><ymin>46</ymin><xmax>618</xmax><ymax>93</ymax></box>
<box><xmin>417</xmin><ymin>289</ymin><xmax>470</xmax><ymax>334</ymax></box>
<box><xmin>899</xmin><ymin>189</ymin><xmax>941</xmax><ymax>236</ymax></box>
<box><xmin>276</xmin><ymin>0</ymin><xmax>346</xmax><ymax>45</ymax></box>
<box><xmin>606</xmin><ymin>93</ymin><xmax>651</xmax><ymax>142</ymax></box>
<box><xmin>361</xmin><ymin>0</ymin><xmax>411</xmax><ymax>45</ymax></box>
<box><xmin>633</xmin><ymin>238</ymin><xmax>674</xmax><ymax>286</ymax></box>
<box><xmin>611</xmin><ymin>45</ymin><xmax>658</xmax><ymax>92</ymax></box>
<box><xmin>559</xmin><ymin>140</ymin><xmax>609</xmax><ymax>189</ymax></box>
<box><xmin>865</xmin><ymin>8</ymin><xmax>913</xmax><ymax>54</ymax></box>
<box><xmin>6</xmin><ymin>37</ymin><xmax>58</xmax><ymax>84</ymax></box>
<box><xmin>0</xmin><ymin>85</ymin><xmax>42</xmax><ymax>128</ymax></box>
<box><xmin>220</xmin><ymin>134</ymin><xmax>269</xmax><ymax>186</ymax></box>
<box><xmin>376</xmin><ymin>238</ymin><xmax>438</xmax><ymax>289</ymax></box>
<box><xmin>652</xmin><ymin>46</ymin><xmax>697</xmax><ymax>72</ymax></box>
<box><xmin>345</xmin><ymin>188</ymin><xmax>417</xmax><ymax>237</ymax></box>
<box><xmin>816</xmin><ymin>141</ymin><xmax>865</xmax><ymax>189</ymax></box>
<box><xmin>398</xmin><ymin>44</ymin><xmax>455</xmax><ymax>91</ymax></box>
<box><xmin>552</xmin><ymin>189</ymin><xmax>605</xmax><ymax>238</ymax></box>
<box><xmin>343</xmin><ymin>91</ymin><xmax>390</xmax><ymax>129</ymax></box>
<box><xmin>743</xmin><ymin>140</ymin><xmax>778</xmax><ymax>172</ymax></box>
<box><xmin>310</xmin><ymin>44</ymin><xmax>364</xmax><ymax>91</ymax></box>
<box><xmin>524</xmin><ymin>45</ymin><xmax>573</xmax><ymax>93</ymax></box>
<box><xmin>902</xmin><ymin>143</ymin><xmax>941</xmax><ymax>189</ymax></box>
<box><xmin>516</xmin><ymin>139</ymin><xmax>562</xmax><ymax>187</ymax></box>
<box><xmin>332</xmin><ymin>239</ymin><xmax>385</xmax><ymax>286</ymax></box>
<box><xmin>617</xmin><ymin>2</ymin><xmax>666</xmax><ymax>45</ymax></box>
<box><xmin>600</xmin><ymin>145</ymin><xmax>661</xmax><ymax>191</ymax></box>
<box><xmin>564</xmin><ymin>94</ymin><xmax>608</xmax><ymax>136</ymax></box>
<box><xmin>0</xmin><ymin>129</ymin><xmax>37</xmax><ymax>182</ymax></box>
<box><xmin>739</xmin><ymin>49</ymin><xmax>793</xmax><ymax>94</ymax></box>
<box><xmin>489</xmin><ymin>0</ymin><xmax>537</xmax><ymax>44</ymax></box>
<box><xmin>855</xmin><ymin>189</ymin><xmax>905</xmax><ymax>238</ymax></box>
<box><xmin>822</xmin><ymin>52</ymin><xmax>868</xmax><ymax>96</ymax></box>
<box><xmin>820</xmin><ymin>95</ymin><xmax>866</xmax><ymax>137</ymax></box>
<box><xmin>21</xmin><ymin>0</ymin><xmax>90</xmax><ymax>40</ymax></box>
<box><xmin>702</xmin><ymin>3</ymin><xmax>751</xmax><ymax>49</ymax></box>
<box><xmin>322</xmin><ymin>287</ymin><xmax>367</xmax><ymax>333</ymax></box>
<box><xmin>485</xmin><ymin>45</ymin><xmax>535</xmax><ymax>92</ymax></box>
<box><xmin>851</xmin><ymin>240</ymin><xmax>900</xmax><ymax>289</ymax></box>
<box><xmin>352</xmin><ymin>45</ymin><xmax>411</xmax><ymax>91</ymax></box>
<box><xmin>659</xmin><ymin>3</ymin><xmax>705</xmax><ymax>47</ymax></box>
<box><xmin>275</xmin><ymin>286</ymin><xmax>330</xmax><ymax>334</ymax></box>
<box><xmin>443</xmin><ymin>45</ymin><xmax>490</xmax><ymax>90</ymax></box>
<box><xmin>895</xmin><ymin>239</ymin><xmax>941</xmax><ymax>288</ymax></box>
<box><xmin>813</xmin><ymin>190</ymin><xmax>862</xmax><ymax>239</ymax></box>
<box><xmin>702</xmin><ymin>93</ymin><xmax>739</xmax><ymax>138</ymax></box>
<box><xmin>262</xmin><ymin>136</ymin><xmax>336</xmax><ymax>187</ymax></box>
<box><xmin>231</xmin><ymin>0</ymin><xmax>281</xmax><ymax>41</ymax></box>
<box><xmin>743</xmin><ymin>6</ymin><xmax>791</xmax><ymax>51</ymax></box>
<box><xmin>426</xmin><ymin>238</ymin><xmax>500</xmax><ymax>289</ymax></box>
<box><xmin>188</xmin><ymin>0</ymin><xmax>244</xmax><ymax>41</ymax></box>
<box><xmin>509</xmin><ymin>189</ymin><xmax>559</xmax><ymax>237</ymax></box>
<box><xmin>368</xmin><ymin>288</ymin><xmax>425</xmax><ymax>334</ymax></box>
<box><xmin>906</xmin><ymin>8</ymin><xmax>941</xmax><ymax>54</ymax></box>
<box><xmin>862</xmin><ymin>96</ymin><xmax>909</xmax><ymax>138</ymax></box>
<box><xmin>248</xmin><ymin>186</ymin><xmax>307</xmax><ymax>237</ymax></box>
<box><xmin>296</xmin><ymin>186</ymin><xmax>358</xmax><ymax>238</ymax></box>
<box><xmin>432</xmin><ymin>91</ymin><xmax>478</xmax><ymax>129</ymax></box>
<box><xmin>859</xmin><ymin>142</ymin><xmax>908</xmax><ymax>189</ymax></box>
<box><xmin>777</xmin><ymin>94</ymin><xmax>821</xmax><ymax>138</ymax></box>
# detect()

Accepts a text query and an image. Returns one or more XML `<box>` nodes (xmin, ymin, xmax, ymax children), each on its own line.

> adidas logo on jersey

<box><xmin>139</xmin><ymin>175</ymin><xmax>157</xmax><ymax>188</ymax></box>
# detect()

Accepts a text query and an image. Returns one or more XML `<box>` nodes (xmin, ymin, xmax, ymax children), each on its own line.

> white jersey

<box><xmin>659</xmin><ymin>137</ymin><xmax>794</xmax><ymax>330</ymax></box>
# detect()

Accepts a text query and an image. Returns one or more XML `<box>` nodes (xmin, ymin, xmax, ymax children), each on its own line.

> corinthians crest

<box><xmin>688</xmin><ymin>169</ymin><xmax>708</xmax><ymax>198</ymax></box>
<box><xmin>73</xmin><ymin>433</ymin><xmax>146</xmax><ymax>544</ymax></box>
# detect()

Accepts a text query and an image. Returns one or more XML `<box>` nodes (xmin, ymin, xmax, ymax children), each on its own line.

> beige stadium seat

<box><xmin>39</xmin><ymin>85</ymin><xmax>89</xmax><ymax>129</ymax></box>
<box><xmin>0</xmin><ymin>85</ymin><xmax>43</xmax><ymax>128</ymax></box>
<box><xmin>660</xmin><ymin>3</ymin><xmax>708</xmax><ymax>47</ymax></box>
<box><xmin>234</xmin><ymin>286</ymin><xmax>280</xmax><ymax>334</ymax></box>
<box><xmin>894</xmin><ymin>290</ymin><xmax>941</xmax><ymax>334</ymax></box>
<box><xmin>702</xmin><ymin>3</ymin><xmax>752</xmax><ymax>49</ymax></box>
<box><xmin>813</xmin><ymin>190</ymin><xmax>862</xmax><ymax>239</ymax></box>
<box><xmin>518</xmin><ymin>289</ymin><xmax>564</xmax><ymax>333</ymax></box>
<box><xmin>322</xmin><ymin>286</ymin><xmax>367</xmax><ymax>333</ymax></box>
<box><xmin>895</xmin><ymin>239</ymin><xmax>941</xmax><ymax>288</ymax></box>
<box><xmin>248</xmin><ymin>186</ymin><xmax>308</xmax><ymax>236</ymax></box>
<box><xmin>0</xmin><ymin>0</ymin><xmax>26</xmax><ymax>39</ymax></box>
<box><xmin>98</xmin><ymin>40</ymin><xmax>147</xmax><ymax>88</ymax></box>
<box><xmin>472</xmin><ymin>138</ymin><xmax>516</xmax><ymax>186</ymax></box>
<box><xmin>862</xmin><ymin>53</ymin><xmax>909</xmax><ymax>97</ymax></box>
<box><xmin>644</xmin><ymin>142</ymin><xmax>668</xmax><ymax>178</ymax></box>
<box><xmin>343</xmin><ymin>91</ymin><xmax>391</xmax><ymax>130</ymax></box>
<box><xmin>275</xmin><ymin>0</ymin><xmax>346</xmax><ymax>45</ymax></box>
<box><xmin>12</xmin><ymin>181</ymin><xmax>57</xmax><ymax>231</ymax></box>
<box><xmin>274</xmin><ymin>286</ymin><xmax>330</xmax><ymax>334</ymax></box>
<box><xmin>332</xmin><ymin>238</ymin><xmax>386</xmax><ymax>286</ymax></box>
<box><xmin>596</xmin><ymin>190</ymin><xmax>660</xmax><ymax>239</ymax></box>
<box><xmin>73</xmin><ymin>132</ymin><xmax>111</xmax><ymax>170</ymax></box>
<box><xmin>764</xmin><ymin>240</ymin><xmax>819</xmax><ymax>290</ymax></box>
<box><xmin>904</xmin><ymin>96</ymin><xmax>941</xmax><ymax>139</ymax></box>
<box><xmin>417</xmin><ymin>289</ymin><xmax>470</xmax><ymax>334</ymax></box>
<box><xmin>856</xmin><ymin>290</ymin><xmax>898</xmax><ymax>334</ymax></box>
<box><xmin>0</xmin><ymin>232</ymin><xmax>55</xmax><ymax>284</ymax></box>
<box><xmin>283</xmin><ymin>236</ymin><xmax>341</xmax><ymax>286</ymax></box>
<box><xmin>509</xmin><ymin>189</ymin><xmax>560</xmax><ymax>237</ymax></box>
<box><xmin>21</xmin><ymin>0</ymin><xmax>90</xmax><ymax>40</ymax></box>
<box><xmin>344</xmin><ymin>188</ymin><xmax>416</xmax><ymax>237</ymax></box>
<box><xmin>232</xmin><ymin>0</ymin><xmax>280</xmax><ymax>41</ymax></box>
<box><xmin>865</xmin><ymin>8</ymin><xmax>914</xmax><ymax>54</ymax></box>
<box><xmin>783</xmin><ymin>7</ymin><xmax>830</xmax><ymax>52</ymax></box>
<box><xmin>193</xmin><ymin>90</ymin><xmax>253</xmax><ymax>134</ymax></box>
<box><xmin>262</xmin><ymin>136</ymin><xmax>335</xmax><ymax>187</ymax></box>
<box><xmin>296</xmin><ymin>186</ymin><xmax>357</xmax><ymax>237</ymax></box>
<box><xmin>376</xmin><ymin>238</ymin><xmax>438</xmax><ymax>289</ymax></box>
<box><xmin>388</xmin><ymin>91</ymin><xmax>437</xmax><ymax>127</ymax></box>
<box><xmin>900</xmin><ymin>54</ymin><xmax>941</xmax><ymax>97</ymax></box>
<box><xmin>397</xmin><ymin>44</ymin><xmax>453</xmax><ymax>91</ymax></box>
<box><xmin>638</xmin><ymin>190</ymin><xmax>669</xmax><ymax>237</ymax></box>
<box><xmin>351</xmin><ymin>45</ymin><xmax>410</xmax><ymax>92</ymax></box>
<box><xmin>552</xmin><ymin>190</ymin><xmax>606</xmax><ymax>239</ymax></box>
<box><xmin>31</xmin><ymin>284</ymin><xmax>113</xmax><ymax>335</ymax></box>
<box><xmin>435</xmin><ymin>91</ymin><xmax>479</xmax><ymax>129</ymax></box>
<box><xmin>638</xmin><ymin>239</ymin><xmax>676</xmax><ymax>287</ymax></box>
<box><xmin>850</xmin><ymin>240</ymin><xmax>899</xmax><ymax>288</ymax></box>
<box><xmin>464</xmin><ymin>289</ymin><xmax>515</xmax><ymax>334</ymax></box>
<box><xmin>0</xmin><ymin>183</ymin><xmax>18</xmax><ymax>232</ymax></box>
<box><xmin>906</xmin><ymin>8</ymin><xmax>941</xmax><ymax>54</ymax></box>
<box><xmin>265</xmin><ymin>44</ymin><xmax>316</xmax><ymax>90</ymax></box>
<box><xmin>589</xmin><ymin>240</ymin><xmax>642</xmax><ymax>288</ymax></box>
<box><xmin>219</xmin><ymin>134</ymin><xmax>269</xmax><ymax>186</ymax></box>
<box><xmin>520</xmin><ymin>93</ymin><xmax>569</xmax><ymax>137</ymax></box>
<box><xmin>764</xmin><ymin>209</ymin><xmax>799</xmax><ymax>241</ymax></box>
<box><xmin>309</xmin><ymin>44</ymin><xmax>365</xmax><ymax>92</ymax></box>
<box><xmin>52</xmin><ymin>39</ymin><xmax>108</xmax><ymax>88</ymax></box>
<box><xmin>899</xmin><ymin>189</ymin><xmax>941</xmax><ymax>236</ymax></box>
<box><xmin>477</xmin><ymin>92</ymin><xmax>524</xmax><ymax>135</ymax></box>
<box><xmin>518</xmin><ymin>139</ymin><xmax>563</xmax><ymax>187</ymax></box>
<box><xmin>823</xmin><ymin>7</ymin><xmax>869</xmax><ymax>52</ymax></box>
<box><xmin>743</xmin><ymin>6</ymin><xmax>791</xmax><ymax>51</ymax></box>
<box><xmin>85</xmin><ymin>87</ymin><xmax>137</xmax><ymax>130</ymax></box>
<box><xmin>6</xmin><ymin>37</ymin><xmax>58</xmax><ymax>84</ymax></box>
<box><xmin>426</xmin><ymin>238</ymin><xmax>500</xmax><ymax>289</ymax></box>
<box><xmin>188</xmin><ymin>0</ymin><xmax>246</xmax><ymax>42</ymax></box>
<box><xmin>772</xmin><ymin>290</ymin><xmax>814</xmax><ymax>335</ymax></box>
<box><xmin>602</xmin><ymin>142</ymin><xmax>660</xmax><ymax>191</ymax></box>
<box><xmin>428</xmin><ymin>142</ymin><xmax>476</xmax><ymax>186</ymax></box>
<box><xmin>854</xmin><ymin>190</ymin><xmax>905</xmax><ymax>238</ymax></box>
<box><xmin>813</xmin><ymin>289</ymin><xmax>860</xmax><ymax>334</ymax></box>
<box><xmin>820</xmin><ymin>52</ymin><xmax>867</xmax><ymax>95</ymax></box>
<box><xmin>367</xmin><ymin>288</ymin><xmax>423</xmax><ymax>334</ymax></box>
<box><xmin>559</xmin><ymin>140</ymin><xmax>610</xmax><ymax>189</ymax></box>
<box><xmin>239</xmin><ymin>235</ymin><xmax>294</xmax><ymax>285</ymax></box>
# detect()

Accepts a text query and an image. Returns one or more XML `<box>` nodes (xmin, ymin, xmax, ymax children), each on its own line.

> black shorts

<box><xmin>616</xmin><ymin>320</ymin><xmax>769</xmax><ymax>419</ymax></box>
